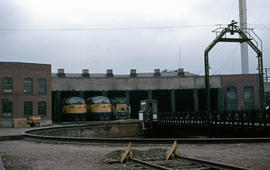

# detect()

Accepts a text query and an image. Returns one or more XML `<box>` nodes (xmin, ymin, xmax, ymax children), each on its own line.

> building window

<box><xmin>24</xmin><ymin>78</ymin><xmax>33</xmax><ymax>94</ymax></box>
<box><xmin>38</xmin><ymin>79</ymin><xmax>46</xmax><ymax>94</ymax></box>
<box><xmin>38</xmin><ymin>101</ymin><xmax>46</xmax><ymax>116</ymax></box>
<box><xmin>244</xmin><ymin>86</ymin><xmax>255</xmax><ymax>110</ymax></box>
<box><xmin>2</xmin><ymin>99</ymin><xmax>12</xmax><ymax>117</ymax></box>
<box><xmin>226</xmin><ymin>87</ymin><xmax>237</xmax><ymax>111</ymax></box>
<box><xmin>24</xmin><ymin>101</ymin><xmax>33</xmax><ymax>116</ymax></box>
<box><xmin>3</xmin><ymin>77</ymin><xmax>13</xmax><ymax>93</ymax></box>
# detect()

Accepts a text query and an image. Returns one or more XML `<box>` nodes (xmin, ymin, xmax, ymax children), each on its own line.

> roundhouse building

<box><xmin>52</xmin><ymin>68</ymin><xmax>260</xmax><ymax>122</ymax></box>
<box><xmin>0</xmin><ymin>62</ymin><xmax>52</xmax><ymax>127</ymax></box>
<box><xmin>0</xmin><ymin>61</ymin><xmax>261</xmax><ymax>126</ymax></box>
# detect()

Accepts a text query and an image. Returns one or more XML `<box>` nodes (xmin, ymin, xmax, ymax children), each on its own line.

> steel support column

<box><xmin>193</xmin><ymin>89</ymin><xmax>199</xmax><ymax>112</ymax></box>
<box><xmin>125</xmin><ymin>91</ymin><xmax>130</xmax><ymax>105</ymax></box>
<box><xmin>148</xmin><ymin>90</ymin><xmax>152</xmax><ymax>100</ymax></box>
<box><xmin>170</xmin><ymin>90</ymin><xmax>176</xmax><ymax>112</ymax></box>
<box><xmin>53</xmin><ymin>90</ymin><xmax>62</xmax><ymax>122</ymax></box>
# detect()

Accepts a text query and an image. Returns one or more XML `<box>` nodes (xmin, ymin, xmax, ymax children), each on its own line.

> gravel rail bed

<box><xmin>0</xmin><ymin>140</ymin><xmax>270</xmax><ymax>169</ymax></box>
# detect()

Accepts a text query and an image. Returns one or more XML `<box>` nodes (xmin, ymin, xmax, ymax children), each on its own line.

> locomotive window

<box><xmin>3</xmin><ymin>77</ymin><xmax>13</xmax><ymax>93</ymax></box>
<box><xmin>38</xmin><ymin>79</ymin><xmax>46</xmax><ymax>94</ymax></box>
<box><xmin>2</xmin><ymin>99</ymin><xmax>12</xmax><ymax>117</ymax></box>
<box><xmin>24</xmin><ymin>101</ymin><xmax>33</xmax><ymax>116</ymax></box>
<box><xmin>24</xmin><ymin>78</ymin><xmax>33</xmax><ymax>94</ymax></box>
<box><xmin>38</xmin><ymin>101</ymin><xmax>46</xmax><ymax>116</ymax></box>
<box><xmin>226</xmin><ymin>87</ymin><xmax>237</xmax><ymax>111</ymax></box>
<box><xmin>244</xmin><ymin>86</ymin><xmax>255</xmax><ymax>110</ymax></box>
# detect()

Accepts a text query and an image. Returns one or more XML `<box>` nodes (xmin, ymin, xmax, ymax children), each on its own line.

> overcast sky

<box><xmin>0</xmin><ymin>0</ymin><xmax>269</xmax><ymax>75</ymax></box>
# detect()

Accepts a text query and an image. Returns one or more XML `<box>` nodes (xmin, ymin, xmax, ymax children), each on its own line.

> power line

<box><xmin>0</xmin><ymin>24</ymin><xmax>223</xmax><ymax>32</ymax></box>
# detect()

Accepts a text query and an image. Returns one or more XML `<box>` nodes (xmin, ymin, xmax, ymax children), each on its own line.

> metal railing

<box><xmin>157</xmin><ymin>110</ymin><xmax>270</xmax><ymax>128</ymax></box>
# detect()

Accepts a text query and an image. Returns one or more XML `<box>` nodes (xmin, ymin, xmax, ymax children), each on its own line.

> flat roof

<box><xmin>52</xmin><ymin>71</ymin><xmax>197</xmax><ymax>78</ymax></box>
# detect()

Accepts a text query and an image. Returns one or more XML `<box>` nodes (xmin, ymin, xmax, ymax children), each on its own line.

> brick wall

<box><xmin>221</xmin><ymin>74</ymin><xmax>259</xmax><ymax>110</ymax></box>
<box><xmin>0</xmin><ymin>62</ymin><xmax>52</xmax><ymax>126</ymax></box>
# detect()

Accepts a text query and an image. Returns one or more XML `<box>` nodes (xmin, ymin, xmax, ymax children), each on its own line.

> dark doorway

<box><xmin>152</xmin><ymin>90</ymin><xmax>171</xmax><ymax>112</ymax></box>
<box><xmin>129</xmin><ymin>90</ymin><xmax>148</xmax><ymax>118</ymax></box>
<box><xmin>175</xmin><ymin>89</ymin><xmax>193</xmax><ymax>112</ymax></box>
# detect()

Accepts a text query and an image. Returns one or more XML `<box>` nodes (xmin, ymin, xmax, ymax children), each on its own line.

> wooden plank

<box><xmin>0</xmin><ymin>158</ymin><xmax>5</xmax><ymax>170</ymax></box>
<box><xmin>120</xmin><ymin>143</ymin><xmax>132</xmax><ymax>163</ymax></box>
<box><xmin>165</xmin><ymin>140</ymin><xmax>179</xmax><ymax>160</ymax></box>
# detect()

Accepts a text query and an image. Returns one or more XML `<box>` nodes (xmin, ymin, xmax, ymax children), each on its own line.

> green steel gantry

<box><xmin>204</xmin><ymin>21</ymin><xmax>264</xmax><ymax>111</ymax></box>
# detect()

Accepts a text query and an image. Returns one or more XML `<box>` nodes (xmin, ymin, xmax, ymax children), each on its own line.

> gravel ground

<box><xmin>0</xmin><ymin>128</ymin><xmax>30</xmax><ymax>136</ymax></box>
<box><xmin>0</xmin><ymin>140</ymin><xmax>270</xmax><ymax>170</ymax></box>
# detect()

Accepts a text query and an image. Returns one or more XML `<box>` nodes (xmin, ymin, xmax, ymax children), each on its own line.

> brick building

<box><xmin>220</xmin><ymin>74</ymin><xmax>259</xmax><ymax>111</ymax></box>
<box><xmin>0</xmin><ymin>62</ymin><xmax>52</xmax><ymax>127</ymax></box>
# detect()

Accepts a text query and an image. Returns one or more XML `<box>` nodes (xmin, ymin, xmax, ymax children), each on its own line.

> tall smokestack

<box><xmin>239</xmin><ymin>0</ymin><xmax>249</xmax><ymax>74</ymax></box>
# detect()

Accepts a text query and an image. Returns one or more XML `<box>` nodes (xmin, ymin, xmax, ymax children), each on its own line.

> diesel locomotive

<box><xmin>62</xmin><ymin>96</ymin><xmax>131</xmax><ymax>121</ymax></box>
<box><xmin>111</xmin><ymin>97</ymin><xmax>130</xmax><ymax>119</ymax></box>
<box><xmin>62</xmin><ymin>97</ymin><xmax>87</xmax><ymax>121</ymax></box>
<box><xmin>86</xmin><ymin>96</ymin><xmax>113</xmax><ymax>121</ymax></box>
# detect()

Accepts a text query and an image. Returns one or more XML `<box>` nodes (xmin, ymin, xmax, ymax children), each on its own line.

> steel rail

<box><xmin>128</xmin><ymin>157</ymin><xmax>249</xmax><ymax>170</ymax></box>
<box><xmin>23</xmin><ymin>131</ymin><xmax>270</xmax><ymax>144</ymax></box>
<box><xmin>176</xmin><ymin>155</ymin><xmax>249</xmax><ymax>170</ymax></box>
<box><xmin>15</xmin><ymin>123</ymin><xmax>270</xmax><ymax>144</ymax></box>
<box><xmin>130</xmin><ymin>158</ymin><xmax>172</xmax><ymax>170</ymax></box>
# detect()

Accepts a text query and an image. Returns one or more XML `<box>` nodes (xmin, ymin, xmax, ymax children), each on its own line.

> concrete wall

<box><xmin>52</xmin><ymin>76</ymin><xmax>221</xmax><ymax>91</ymax></box>
<box><xmin>30</xmin><ymin>123</ymin><xmax>141</xmax><ymax>138</ymax></box>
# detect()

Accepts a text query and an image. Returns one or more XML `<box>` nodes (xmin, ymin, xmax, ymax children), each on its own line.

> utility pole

<box><xmin>179</xmin><ymin>45</ymin><xmax>182</xmax><ymax>68</ymax></box>
<box><xmin>239</xmin><ymin>0</ymin><xmax>249</xmax><ymax>74</ymax></box>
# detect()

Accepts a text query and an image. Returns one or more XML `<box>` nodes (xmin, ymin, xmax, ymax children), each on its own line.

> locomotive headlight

<box><xmin>153</xmin><ymin>114</ymin><xmax>157</xmax><ymax>120</ymax></box>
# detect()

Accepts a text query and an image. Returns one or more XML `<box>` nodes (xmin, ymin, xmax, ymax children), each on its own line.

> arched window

<box><xmin>38</xmin><ymin>101</ymin><xmax>46</xmax><ymax>116</ymax></box>
<box><xmin>38</xmin><ymin>79</ymin><xmax>46</xmax><ymax>94</ymax></box>
<box><xmin>244</xmin><ymin>86</ymin><xmax>255</xmax><ymax>110</ymax></box>
<box><xmin>2</xmin><ymin>99</ymin><xmax>12</xmax><ymax>117</ymax></box>
<box><xmin>226</xmin><ymin>87</ymin><xmax>237</xmax><ymax>111</ymax></box>
<box><xmin>24</xmin><ymin>101</ymin><xmax>33</xmax><ymax>116</ymax></box>
<box><xmin>3</xmin><ymin>77</ymin><xmax>13</xmax><ymax>93</ymax></box>
<box><xmin>24</xmin><ymin>78</ymin><xmax>33</xmax><ymax>94</ymax></box>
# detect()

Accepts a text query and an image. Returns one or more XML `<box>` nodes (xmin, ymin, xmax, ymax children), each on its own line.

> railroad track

<box><xmin>128</xmin><ymin>156</ymin><xmax>248</xmax><ymax>170</ymax></box>
<box><xmin>23</xmin><ymin>133</ymin><xmax>270</xmax><ymax>144</ymax></box>
<box><xmin>112</xmin><ymin>141</ymin><xmax>249</xmax><ymax>170</ymax></box>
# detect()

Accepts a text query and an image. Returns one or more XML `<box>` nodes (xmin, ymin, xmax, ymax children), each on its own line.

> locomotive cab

<box><xmin>111</xmin><ymin>97</ymin><xmax>130</xmax><ymax>120</ymax></box>
<box><xmin>139</xmin><ymin>99</ymin><xmax>158</xmax><ymax>129</ymax></box>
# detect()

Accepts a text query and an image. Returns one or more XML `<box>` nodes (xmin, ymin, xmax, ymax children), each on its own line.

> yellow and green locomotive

<box><xmin>111</xmin><ymin>97</ymin><xmax>130</xmax><ymax>119</ymax></box>
<box><xmin>86</xmin><ymin>96</ymin><xmax>113</xmax><ymax>121</ymax></box>
<box><xmin>62</xmin><ymin>97</ymin><xmax>87</xmax><ymax>121</ymax></box>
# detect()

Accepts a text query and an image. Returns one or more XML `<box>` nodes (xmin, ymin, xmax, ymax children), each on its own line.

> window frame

<box><xmin>2</xmin><ymin>99</ymin><xmax>13</xmax><ymax>117</ymax></box>
<box><xmin>2</xmin><ymin>77</ymin><xmax>13</xmax><ymax>93</ymax></box>
<box><xmin>38</xmin><ymin>78</ymin><xmax>46</xmax><ymax>94</ymax></box>
<box><xmin>24</xmin><ymin>101</ymin><xmax>33</xmax><ymax>116</ymax></box>
<box><xmin>226</xmin><ymin>86</ymin><xmax>238</xmax><ymax>111</ymax></box>
<box><xmin>24</xmin><ymin>78</ymin><xmax>33</xmax><ymax>94</ymax></box>
<box><xmin>38</xmin><ymin>101</ymin><xmax>46</xmax><ymax>116</ymax></box>
<box><xmin>244</xmin><ymin>86</ymin><xmax>255</xmax><ymax>110</ymax></box>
